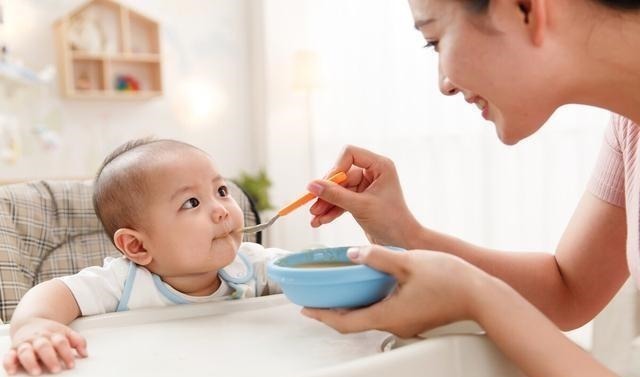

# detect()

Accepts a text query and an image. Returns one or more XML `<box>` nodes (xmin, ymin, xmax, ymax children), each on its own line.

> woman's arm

<box><xmin>409</xmin><ymin>192</ymin><xmax>628</xmax><ymax>329</ymax></box>
<box><xmin>472</xmin><ymin>274</ymin><xmax>616</xmax><ymax>377</ymax></box>
<box><xmin>309</xmin><ymin>146</ymin><xmax>628</xmax><ymax>328</ymax></box>
<box><xmin>302</xmin><ymin>246</ymin><xmax>617</xmax><ymax>377</ymax></box>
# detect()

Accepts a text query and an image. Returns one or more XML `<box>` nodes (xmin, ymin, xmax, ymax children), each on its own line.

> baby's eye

<box><xmin>217</xmin><ymin>185</ymin><xmax>229</xmax><ymax>197</ymax></box>
<box><xmin>182</xmin><ymin>197</ymin><xmax>200</xmax><ymax>209</ymax></box>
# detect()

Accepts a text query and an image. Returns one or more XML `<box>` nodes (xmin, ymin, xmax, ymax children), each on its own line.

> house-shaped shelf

<box><xmin>54</xmin><ymin>0</ymin><xmax>162</xmax><ymax>100</ymax></box>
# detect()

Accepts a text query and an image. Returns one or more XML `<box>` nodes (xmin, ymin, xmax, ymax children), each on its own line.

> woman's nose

<box><xmin>210</xmin><ymin>203</ymin><xmax>229</xmax><ymax>223</ymax></box>
<box><xmin>439</xmin><ymin>75</ymin><xmax>459</xmax><ymax>96</ymax></box>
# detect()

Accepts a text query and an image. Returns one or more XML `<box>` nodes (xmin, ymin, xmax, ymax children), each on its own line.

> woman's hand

<box><xmin>4</xmin><ymin>318</ymin><xmax>88</xmax><ymax>375</ymax></box>
<box><xmin>301</xmin><ymin>245</ymin><xmax>489</xmax><ymax>338</ymax></box>
<box><xmin>307</xmin><ymin>145</ymin><xmax>421</xmax><ymax>247</ymax></box>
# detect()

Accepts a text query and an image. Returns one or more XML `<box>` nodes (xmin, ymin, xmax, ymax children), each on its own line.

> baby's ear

<box><xmin>113</xmin><ymin>228</ymin><xmax>152</xmax><ymax>266</ymax></box>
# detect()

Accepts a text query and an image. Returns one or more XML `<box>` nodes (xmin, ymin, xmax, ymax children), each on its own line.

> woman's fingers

<box><xmin>307</xmin><ymin>179</ymin><xmax>364</xmax><ymax>212</ymax></box>
<box><xmin>309</xmin><ymin>198</ymin><xmax>334</xmax><ymax>216</ymax></box>
<box><xmin>310</xmin><ymin>206</ymin><xmax>345</xmax><ymax>228</ymax></box>
<box><xmin>301</xmin><ymin>308</ymin><xmax>369</xmax><ymax>334</ymax></box>
<box><xmin>309</xmin><ymin>148</ymin><xmax>390</xmax><ymax>228</ymax></box>
<box><xmin>310</xmin><ymin>166</ymin><xmax>366</xmax><ymax>218</ymax></box>
<box><xmin>333</xmin><ymin>145</ymin><xmax>383</xmax><ymax>174</ymax></box>
<box><xmin>302</xmin><ymin>302</ymin><xmax>387</xmax><ymax>334</ymax></box>
<box><xmin>349</xmin><ymin>245</ymin><xmax>410</xmax><ymax>283</ymax></box>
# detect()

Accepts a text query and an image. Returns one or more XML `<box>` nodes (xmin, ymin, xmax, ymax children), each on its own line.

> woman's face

<box><xmin>409</xmin><ymin>0</ymin><xmax>561</xmax><ymax>145</ymax></box>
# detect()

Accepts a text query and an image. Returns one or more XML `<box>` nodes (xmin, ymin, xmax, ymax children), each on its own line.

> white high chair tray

<box><xmin>0</xmin><ymin>294</ymin><xmax>523</xmax><ymax>377</ymax></box>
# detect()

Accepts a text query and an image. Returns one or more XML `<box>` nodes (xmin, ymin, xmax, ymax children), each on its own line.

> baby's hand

<box><xmin>3</xmin><ymin>318</ymin><xmax>87</xmax><ymax>375</ymax></box>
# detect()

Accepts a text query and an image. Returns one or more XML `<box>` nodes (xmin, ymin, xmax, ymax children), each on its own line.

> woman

<box><xmin>302</xmin><ymin>0</ymin><xmax>640</xmax><ymax>375</ymax></box>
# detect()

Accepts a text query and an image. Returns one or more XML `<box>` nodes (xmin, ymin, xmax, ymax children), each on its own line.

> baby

<box><xmin>3</xmin><ymin>139</ymin><xmax>290</xmax><ymax>375</ymax></box>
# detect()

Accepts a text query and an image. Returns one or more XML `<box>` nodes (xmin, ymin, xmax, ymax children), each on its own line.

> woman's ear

<box><xmin>113</xmin><ymin>228</ymin><xmax>152</xmax><ymax>266</ymax></box>
<box><xmin>518</xmin><ymin>0</ymin><xmax>547</xmax><ymax>46</ymax></box>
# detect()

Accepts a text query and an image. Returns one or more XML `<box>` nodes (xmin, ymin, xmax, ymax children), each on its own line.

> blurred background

<box><xmin>0</xmin><ymin>0</ymin><xmax>635</xmax><ymax>373</ymax></box>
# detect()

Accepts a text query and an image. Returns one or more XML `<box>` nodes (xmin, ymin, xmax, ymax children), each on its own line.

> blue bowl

<box><xmin>267</xmin><ymin>246</ymin><xmax>399</xmax><ymax>308</ymax></box>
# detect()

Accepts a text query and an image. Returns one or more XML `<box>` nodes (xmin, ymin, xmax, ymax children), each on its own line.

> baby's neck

<box><xmin>161</xmin><ymin>271</ymin><xmax>222</xmax><ymax>296</ymax></box>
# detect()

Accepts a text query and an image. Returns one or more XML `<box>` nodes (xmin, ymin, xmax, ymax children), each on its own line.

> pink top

<box><xmin>588</xmin><ymin>114</ymin><xmax>639</xmax><ymax>286</ymax></box>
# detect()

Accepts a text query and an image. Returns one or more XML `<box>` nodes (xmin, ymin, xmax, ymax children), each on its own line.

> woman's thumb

<box><xmin>347</xmin><ymin>245</ymin><xmax>408</xmax><ymax>282</ymax></box>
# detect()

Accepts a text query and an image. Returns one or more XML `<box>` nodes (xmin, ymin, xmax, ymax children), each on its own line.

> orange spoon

<box><xmin>240</xmin><ymin>172</ymin><xmax>347</xmax><ymax>234</ymax></box>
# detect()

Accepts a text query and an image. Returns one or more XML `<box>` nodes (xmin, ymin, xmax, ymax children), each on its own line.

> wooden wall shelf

<box><xmin>54</xmin><ymin>0</ymin><xmax>162</xmax><ymax>100</ymax></box>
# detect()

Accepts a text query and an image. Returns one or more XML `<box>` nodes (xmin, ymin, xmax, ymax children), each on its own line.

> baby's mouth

<box><xmin>218</xmin><ymin>218</ymin><xmax>245</xmax><ymax>236</ymax></box>
<box><xmin>212</xmin><ymin>222</ymin><xmax>236</xmax><ymax>241</ymax></box>
<box><xmin>212</xmin><ymin>231</ymin><xmax>231</xmax><ymax>241</ymax></box>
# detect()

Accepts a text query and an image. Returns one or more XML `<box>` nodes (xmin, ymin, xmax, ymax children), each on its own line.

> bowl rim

<box><xmin>267</xmin><ymin>246</ymin><xmax>391</xmax><ymax>284</ymax></box>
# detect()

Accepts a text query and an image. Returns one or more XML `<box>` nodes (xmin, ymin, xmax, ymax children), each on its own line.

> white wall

<box><xmin>255</xmin><ymin>0</ymin><xmax>324</xmax><ymax>249</ymax></box>
<box><xmin>0</xmin><ymin>0</ymin><xmax>257</xmax><ymax>181</ymax></box>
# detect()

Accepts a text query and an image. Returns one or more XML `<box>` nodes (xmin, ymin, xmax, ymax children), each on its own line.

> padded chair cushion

<box><xmin>0</xmin><ymin>180</ymin><xmax>259</xmax><ymax>322</ymax></box>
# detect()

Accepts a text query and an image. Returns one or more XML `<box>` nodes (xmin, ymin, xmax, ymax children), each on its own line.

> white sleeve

<box><xmin>238</xmin><ymin>242</ymin><xmax>293</xmax><ymax>296</ymax></box>
<box><xmin>56</xmin><ymin>257</ymin><xmax>130</xmax><ymax>316</ymax></box>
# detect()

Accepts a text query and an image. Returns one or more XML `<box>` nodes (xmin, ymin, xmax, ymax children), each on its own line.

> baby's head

<box><xmin>93</xmin><ymin>138</ymin><xmax>244</xmax><ymax>277</ymax></box>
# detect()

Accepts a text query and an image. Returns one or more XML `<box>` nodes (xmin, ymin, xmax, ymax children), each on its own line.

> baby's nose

<box><xmin>211</xmin><ymin>203</ymin><xmax>229</xmax><ymax>223</ymax></box>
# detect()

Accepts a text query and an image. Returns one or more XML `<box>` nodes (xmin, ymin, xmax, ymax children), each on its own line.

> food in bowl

<box><xmin>295</xmin><ymin>261</ymin><xmax>357</xmax><ymax>268</ymax></box>
<box><xmin>267</xmin><ymin>246</ymin><xmax>399</xmax><ymax>308</ymax></box>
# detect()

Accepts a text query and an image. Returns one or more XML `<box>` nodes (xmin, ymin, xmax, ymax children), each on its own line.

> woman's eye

<box><xmin>182</xmin><ymin>197</ymin><xmax>200</xmax><ymax>209</ymax></box>
<box><xmin>217</xmin><ymin>185</ymin><xmax>229</xmax><ymax>197</ymax></box>
<box><xmin>423</xmin><ymin>41</ymin><xmax>439</xmax><ymax>51</ymax></box>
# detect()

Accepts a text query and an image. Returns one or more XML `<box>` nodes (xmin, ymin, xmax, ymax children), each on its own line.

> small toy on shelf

<box><xmin>115</xmin><ymin>74</ymin><xmax>140</xmax><ymax>91</ymax></box>
<box><xmin>76</xmin><ymin>71</ymin><xmax>92</xmax><ymax>90</ymax></box>
<box><xmin>54</xmin><ymin>0</ymin><xmax>162</xmax><ymax>99</ymax></box>
<box><xmin>67</xmin><ymin>13</ymin><xmax>107</xmax><ymax>53</ymax></box>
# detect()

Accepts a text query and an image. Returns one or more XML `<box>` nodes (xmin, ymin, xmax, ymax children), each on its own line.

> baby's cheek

<box><xmin>231</xmin><ymin>204</ymin><xmax>244</xmax><ymax>228</ymax></box>
<box><xmin>231</xmin><ymin>205</ymin><xmax>244</xmax><ymax>243</ymax></box>
<box><xmin>233</xmin><ymin>231</ymin><xmax>243</xmax><ymax>247</ymax></box>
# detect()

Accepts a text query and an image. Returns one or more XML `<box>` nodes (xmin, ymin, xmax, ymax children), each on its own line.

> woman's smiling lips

<box><xmin>465</xmin><ymin>96</ymin><xmax>490</xmax><ymax>120</ymax></box>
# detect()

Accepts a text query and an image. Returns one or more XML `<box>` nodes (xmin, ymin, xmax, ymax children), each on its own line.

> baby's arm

<box><xmin>3</xmin><ymin>280</ymin><xmax>87</xmax><ymax>375</ymax></box>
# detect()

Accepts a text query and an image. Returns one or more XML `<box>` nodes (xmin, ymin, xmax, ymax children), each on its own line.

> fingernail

<box><xmin>347</xmin><ymin>247</ymin><xmax>361</xmax><ymax>260</ymax></box>
<box><xmin>307</xmin><ymin>182</ymin><xmax>324</xmax><ymax>195</ymax></box>
<box><xmin>349</xmin><ymin>246</ymin><xmax>372</xmax><ymax>261</ymax></box>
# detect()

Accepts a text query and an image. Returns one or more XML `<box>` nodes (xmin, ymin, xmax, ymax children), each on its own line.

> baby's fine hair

<box><xmin>93</xmin><ymin>138</ymin><xmax>203</xmax><ymax>243</ymax></box>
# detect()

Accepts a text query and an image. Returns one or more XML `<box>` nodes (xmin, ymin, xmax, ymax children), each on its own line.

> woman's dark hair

<box><xmin>464</xmin><ymin>0</ymin><xmax>640</xmax><ymax>11</ymax></box>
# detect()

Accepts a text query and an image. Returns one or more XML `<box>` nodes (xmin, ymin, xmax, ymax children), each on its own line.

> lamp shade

<box><xmin>292</xmin><ymin>50</ymin><xmax>322</xmax><ymax>91</ymax></box>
